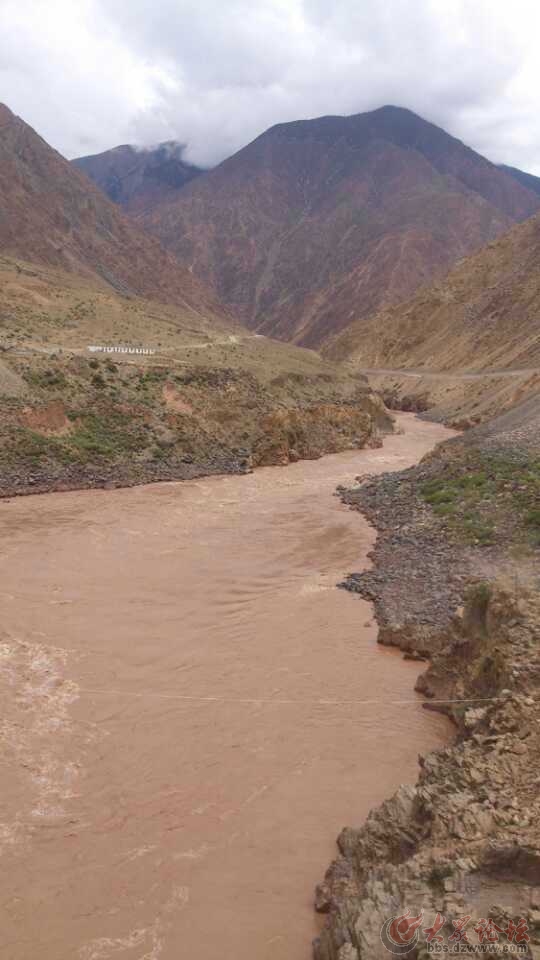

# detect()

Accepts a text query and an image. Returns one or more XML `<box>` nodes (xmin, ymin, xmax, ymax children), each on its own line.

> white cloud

<box><xmin>2</xmin><ymin>0</ymin><xmax>540</xmax><ymax>173</ymax></box>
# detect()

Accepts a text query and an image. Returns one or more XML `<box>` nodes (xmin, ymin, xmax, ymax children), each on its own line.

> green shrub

<box><xmin>419</xmin><ymin>450</ymin><xmax>539</xmax><ymax>550</ymax></box>
<box><xmin>525</xmin><ymin>509</ymin><xmax>540</xmax><ymax>529</ymax></box>
<box><xmin>425</xmin><ymin>488</ymin><xmax>455</xmax><ymax>505</ymax></box>
<box><xmin>433</xmin><ymin>502</ymin><xmax>456</xmax><ymax>516</ymax></box>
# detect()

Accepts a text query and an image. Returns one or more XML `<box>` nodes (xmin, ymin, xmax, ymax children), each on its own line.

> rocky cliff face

<box><xmin>139</xmin><ymin>106</ymin><xmax>540</xmax><ymax>348</ymax></box>
<box><xmin>314</xmin><ymin>584</ymin><xmax>540</xmax><ymax>960</ymax></box>
<box><xmin>252</xmin><ymin>398</ymin><xmax>389</xmax><ymax>467</ymax></box>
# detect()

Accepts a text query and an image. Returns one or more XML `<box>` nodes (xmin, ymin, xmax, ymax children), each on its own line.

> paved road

<box><xmin>357</xmin><ymin>367</ymin><xmax>540</xmax><ymax>381</ymax></box>
<box><xmin>1</xmin><ymin>333</ymin><xmax>261</xmax><ymax>361</ymax></box>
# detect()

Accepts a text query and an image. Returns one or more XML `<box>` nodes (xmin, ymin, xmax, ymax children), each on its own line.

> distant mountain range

<box><xmin>0</xmin><ymin>104</ymin><xmax>224</xmax><ymax>319</ymax></box>
<box><xmin>73</xmin><ymin>142</ymin><xmax>203</xmax><ymax>214</ymax></box>
<box><xmin>84</xmin><ymin>105</ymin><xmax>537</xmax><ymax>347</ymax></box>
<box><xmin>3</xmin><ymin>100</ymin><xmax>540</xmax><ymax>357</ymax></box>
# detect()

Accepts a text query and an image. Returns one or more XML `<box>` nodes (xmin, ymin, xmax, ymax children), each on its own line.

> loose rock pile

<box><xmin>339</xmin><ymin>464</ymin><xmax>476</xmax><ymax>654</ymax></box>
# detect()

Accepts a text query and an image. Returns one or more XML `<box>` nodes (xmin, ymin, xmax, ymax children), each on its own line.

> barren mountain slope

<box><xmin>500</xmin><ymin>163</ymin><xmax>540</xmax><ymax>197</ymax></box>
<box><xmin>325</xmin><ymin>211</ymin><xmax>540</xmax><ymax>372</ymax></box>
<box><xmin>140</xmin><ymin>106</ymin><xmax>540</xmax><ymax>348</ymax></box>
<box><xmin>73</xmin><ymin>142</ymin><xmax>203</xmax><ymax>214</ymax></box>
<box><xmin>0</xmin><ymin>104</ymin><xmax>223</xmax><ymax>318</ymax></box>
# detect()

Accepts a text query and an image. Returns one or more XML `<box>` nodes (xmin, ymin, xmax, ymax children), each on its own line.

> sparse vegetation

<box><xmin>525</xmin><ymin>507</ymin><xmax>540</xmax><ymax>545</ymax></box>
<box><xmin>420</xmin><ymin>449</ymin><xmax>540</xmax><ymax>548</ymax></box>
<box><xmin>0</xmin><ymin>426</ymin><xmax>74</xmax><ymax>467</ymax></box>
<box><xmin>24</xmin><ymin>368</ymin><xmax>68</xmax><ymax>389</ymax></box>
<box><xmin>68</xmin><ymin>412</ymin><xmax>147</xmax><ymax>460</ymax></box>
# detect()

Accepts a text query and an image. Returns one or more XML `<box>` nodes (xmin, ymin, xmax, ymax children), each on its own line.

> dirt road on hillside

<box><xmin>358</xmin><ymin>366</ymin><xmax>540</xmax><ymax>380</ymax></box>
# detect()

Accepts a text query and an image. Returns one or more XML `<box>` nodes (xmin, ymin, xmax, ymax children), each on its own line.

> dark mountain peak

<box><xmin>360</xmin><ymin>103</ymin><xmax>463</xmax><ymax>144</ymax></box>
<box><xmin>73</xmin><ymin>140</ymin><xmax>203</xmax><ymax>212</ymax></box>
<box><xmin>222</xmin><ymin>104</ymin><xmax>539</xmax><ymax>229</ymax></box>
<box><xmin>260</xmin><ymin>104</ymin><xmax>488</xmax><ymax>183</ymax></box>
<box><xmin>97</xmin><ymin>141</ymin><xmax>188</xmax><ymax>162</ymax></box>
<box><xmin>265</xmin><ymin>104</ymin><xmax>448</xmax><ymax>142</ymax></box>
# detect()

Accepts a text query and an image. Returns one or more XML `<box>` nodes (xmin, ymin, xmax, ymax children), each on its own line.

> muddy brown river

<box><xmin>0</xmin><ymin>414</ymin><xmax>454</xmax><ymax>960</ymax></box>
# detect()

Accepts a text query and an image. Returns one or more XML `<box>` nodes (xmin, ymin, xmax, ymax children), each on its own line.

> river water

<box><xmin>0</xmin><ymin>413</ymin><xmax>454</xmax><ymax>960</ymax></box>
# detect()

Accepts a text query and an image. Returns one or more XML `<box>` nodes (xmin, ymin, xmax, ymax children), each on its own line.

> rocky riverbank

<box><xmin>338</xmin><ymin>423</ymin><xmax>540</xmax><ymax>653</ymax></box>
<box><xmin>314</xmin><ymin>424</ymin><xmax>540</xmax><ymax>959</ymax></box>
<box><xmin>338</xmin><ymin>466</ymin><xmax>473</xmax><ymax>656</ymax></box>
<box><xmin>314</xmin><ymin>584</ymin><xmax>540</xmax><ymax>960</ymax></box>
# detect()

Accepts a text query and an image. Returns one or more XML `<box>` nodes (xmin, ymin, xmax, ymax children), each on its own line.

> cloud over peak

<box><xmin>2</xmin><ymin>0</ymin><xmax>540</xmax><ymax>173</ymax></box>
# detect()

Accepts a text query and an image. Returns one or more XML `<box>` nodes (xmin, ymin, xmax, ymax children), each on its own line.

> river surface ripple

<box><xmin>0</xmin><ymin>413</ymin><xmax>455</xmax><ymax>960</ymax></box>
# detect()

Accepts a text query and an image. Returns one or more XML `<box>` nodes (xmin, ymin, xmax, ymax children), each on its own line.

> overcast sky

<box><xmin>2</xmin><ymin>0</ymin><xmax>540</xmax><ymax>173</ymax></box>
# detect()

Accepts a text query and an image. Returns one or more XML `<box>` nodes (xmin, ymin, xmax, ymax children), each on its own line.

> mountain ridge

<box><xmin>136</xmin><ymin>105</ymin><xmax>540</xmax><ymax>347</ymax></box>
<box><xmin>498</xmin><ymin>162</ymin><xmax>540</xmax><ymax>197</ymax></box>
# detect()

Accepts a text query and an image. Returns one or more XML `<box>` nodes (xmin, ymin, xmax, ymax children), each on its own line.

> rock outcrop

<box><xmin>253</xmin><ymin>398</ymin><xmax>388</xmax><ymax>467</ymax></box>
